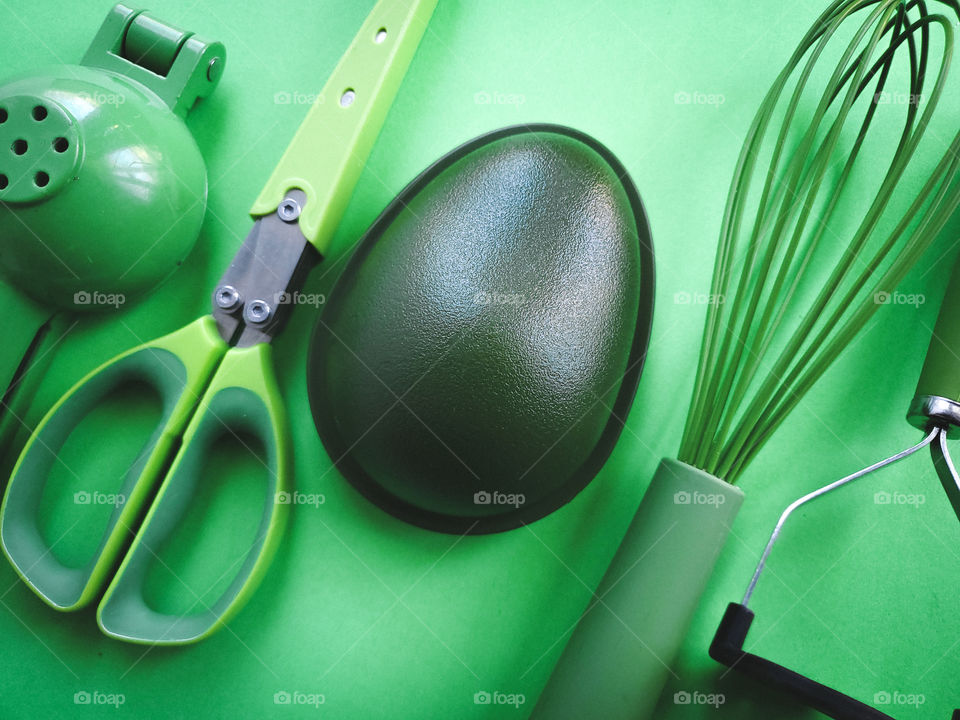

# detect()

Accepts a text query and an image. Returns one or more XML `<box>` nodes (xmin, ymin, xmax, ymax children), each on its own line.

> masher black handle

<box><xmin>709</xmin><ymin>603</ymin><xmax>956</xmax><ymax>720</ymax></box>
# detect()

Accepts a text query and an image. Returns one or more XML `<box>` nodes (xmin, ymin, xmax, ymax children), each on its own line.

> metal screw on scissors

<box><xmin>0</xmin><ymin>0</ymin><xmax>438</xmax><ymax>645</ymax></box>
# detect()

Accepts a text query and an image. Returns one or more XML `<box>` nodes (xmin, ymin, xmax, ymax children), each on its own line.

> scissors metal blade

<box><xmin>212</xmin><ymin>190</ymin><xmax>318</xmax><ymax>348</ymax></box>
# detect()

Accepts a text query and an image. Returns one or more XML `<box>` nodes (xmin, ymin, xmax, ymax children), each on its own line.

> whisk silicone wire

<box><xmin>702</xmin><ymin>5</ymin><xmax>954</xmax><ymax>473</ymax></box>
<box><xmin>681</xmin><ymin>0</ymin><xmax>896</xmax><ymax>462</ymax></box>
<box><xmin>701</xmin><ymin>4</ymin><xmax>909</xmax><ymax>472</ymax></box>
<box><xmin>719</xmin><ymin>8</ymin><xmax>960</xmax><ymax>478</ymax></box>
<box><xmin>678</xmin><ymin>0</ymin><xmax>960</xmax><ymax>482</ymax></box>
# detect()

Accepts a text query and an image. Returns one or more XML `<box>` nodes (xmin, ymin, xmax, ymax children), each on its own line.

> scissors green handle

<box><xmin>1</xmin><ymin>0</ymin><xmax>437</xmax><ymax>645</ymax></box>
<box><xmin>1</xmin><ymin>318</ymin><xmax>284</xmax><ymax>644</ymax></box>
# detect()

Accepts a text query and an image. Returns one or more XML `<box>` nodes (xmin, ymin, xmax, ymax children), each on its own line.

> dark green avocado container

<box><xmin>307</xmin><ymin>124</ymin><xmax>655</xmax><ymax>534</ymax></box>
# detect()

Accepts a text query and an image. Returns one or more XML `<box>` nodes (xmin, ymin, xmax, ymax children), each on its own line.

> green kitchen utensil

<box><xmin>0</xmin><ymin>3</ymin><xmax>222</xmax><ymax>308</ymax></box>
<box><xmin>0</xmin><ymin>4</ymin><xmax>225</xmax><ymax>456</ymax></box>
<box><xmin>0</xmin><ymin>0</ymin><xmax>437</xmax><ymax>645</ymax></box>
<box><xmin>308</xmin><ymin>124</ymin><xmax>654</xmax><ymax>534</ymax></box>
<box><xmin>535</xmin><ymin>1</ymin><xmax>960</xmax><ymax>718</ymax></box>
<box><xmin>711</xmin><ymin>247</ymin><xmax>960</xmax><ymax>720</ymax></box>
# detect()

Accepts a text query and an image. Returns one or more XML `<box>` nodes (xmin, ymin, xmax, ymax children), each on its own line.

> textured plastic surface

<box><xmin>531</xmin><ymin>459</ymin><xmax>743</xmax><ymax>720</ymax></box>
<box><xmin>309</xmin><ymin>125</ymin><xmax>654</xmax><ymax>533</ymax></box>
<box><xmin>251</xmin><ymin>0</ymin><xmax>437</xmax><ymax>252</ymax></box>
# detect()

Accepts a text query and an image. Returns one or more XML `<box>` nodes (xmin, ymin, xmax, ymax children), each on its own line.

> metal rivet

<box><xmin>278</xmin><ymin>198</ymin><xmax>301</xmax><ymax>222</ymax></box>
<box><xmin>207</xmin><ymin>57</ymin><xmax>223</xmax><ymax>83</ymax></box>
<box><xmin>245</xmin><ymin>299</ymin><xmax>272</xmax><ymax>325</ymax></box>
<box><xmin>215</xmin><ymin>284</ymin><xmax>241</xmax><ymax>310</ymax></box>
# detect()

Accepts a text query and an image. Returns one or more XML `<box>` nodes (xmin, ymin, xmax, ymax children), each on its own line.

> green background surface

<box><xmin>1</xmin><ymin>0</ymin><xmax>959</xmax><ymax>718</ymax></box>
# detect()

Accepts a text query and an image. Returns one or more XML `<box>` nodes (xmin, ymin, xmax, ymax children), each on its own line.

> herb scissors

<box><xmin>0</xmin><ymin>0</ymin><xmax>437</xmax><ymax>645</ymax></box>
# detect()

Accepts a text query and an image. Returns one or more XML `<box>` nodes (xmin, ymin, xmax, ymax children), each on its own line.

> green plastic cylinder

<box><xmin>914</xmin><ymin>255</ymin><xmax>960</xmax><ymax>404</ymax></box>
<box><xmin>531</xmin><ymin>458</ymin><xmax>743</xmax><ymax>720</ymax></box>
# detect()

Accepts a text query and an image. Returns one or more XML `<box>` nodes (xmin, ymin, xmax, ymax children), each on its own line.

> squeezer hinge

<box><xmin>80</xmin><ymin>3</ymin><xmax>226</xmax><ymax>117</ymax></box>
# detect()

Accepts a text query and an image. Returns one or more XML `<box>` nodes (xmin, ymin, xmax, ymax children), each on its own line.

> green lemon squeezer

<box><xmin>0</xmin><ymin>0</ymin><xmax>437</xmax><ymax>645</ymax></box>
<box><xmin>0</xmin><ymin>5</ymin><xmax>225</xmax><ymax>452</ymax></box>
